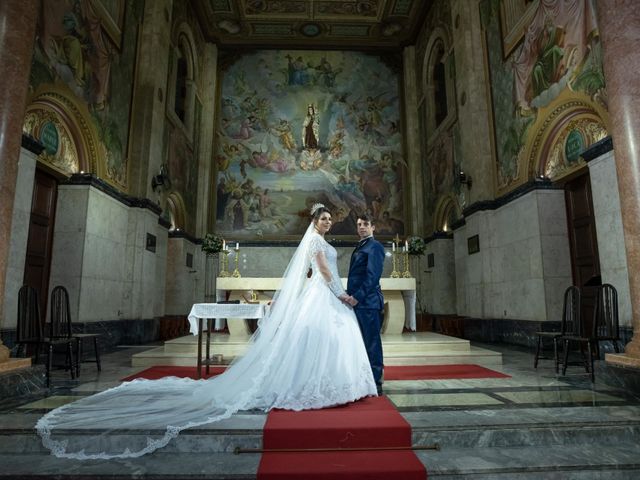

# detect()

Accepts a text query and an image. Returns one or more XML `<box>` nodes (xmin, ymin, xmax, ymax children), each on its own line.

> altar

<box><xmin>215</xmin><ymin>277</ymin><xmax>416</xmax><ymax>338</ymax></box>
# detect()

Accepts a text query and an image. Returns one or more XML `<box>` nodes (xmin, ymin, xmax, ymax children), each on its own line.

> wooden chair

<box><xmin>50</xmin><ymin>285</ymin><xmax>101</xmax><ymax>376</ymax></box>
<box><xmin>592</xmin><ymin>284</ymin><xmax>622</xmax><ymax>358</ymax></box>
<box><xmin>534</xmin><ymin>286</ymin><xmax>580</xmax><ymax>373</ymax></box>
<box><xmin>16</xmin><ymin>285</ymin><xmax>76</xmax><ymax>387</ymax></box>
<box><xmin>561</xmin><ymin>288</ymin><xmax>596</xmax><ymax>382</ymax></box>
<box><xmin>16</xmin><ymin>285</ymin><xmax>44</xmax><ymax>362</ymax></box>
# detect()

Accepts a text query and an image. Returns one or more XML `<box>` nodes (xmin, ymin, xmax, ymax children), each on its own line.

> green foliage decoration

<box><xmin>407</xmin><ymin>236</ymin><xmax>426</xmax><ymax>256</ymax></box>
<box><xmin>201</xmin><ymin>233</ymin><xmax>224</xmax><ymax>255</ymax></box>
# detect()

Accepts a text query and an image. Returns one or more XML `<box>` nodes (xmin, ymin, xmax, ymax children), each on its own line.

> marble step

<box><xmin>5</xmin><ymin>407</ymin><xmax>640</xmax><ymax>454</ymax></box>
<box><xmin>160</xmin><ymin>332</ymin><xmax>473</xmax><ymax>355</ymax></box>
<box><xmin>0</xmin><ymin>452</ymin><xmax>259</xmax><ymax>479</ymax></box>
<box><xmin>0</xmin><ymin>413</ymin><xmax>265</xmax><ymax>455</ymax></box>
<box><xmin>131</xmin><ymin>345</ymin><xmax>502</xmax><ymax>368</ymax></box>
<box><xmin>5</xmin><ymin>421</ymin><xmax>639</xmax><ymax>456</ymax></box>
<box><xmin>420</xmin><ymin>443</ymin><xmax>640</xmax><ymax>479</ymax></box>
<box><xmin>384</xmin><ymin>346</ymin><xmax>503</xmax><ymax>366</ymax></box>
<box><xmin>1</xmin><ymin>444</ymin><xmax>640</xmax><ymax>479</ymax></box>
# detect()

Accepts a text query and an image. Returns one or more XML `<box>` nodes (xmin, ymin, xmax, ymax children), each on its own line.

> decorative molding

<box><xmin>168</xmin><ymin>229</ymin><xmax>201</xmax><ymax>245</ymax></box>
<box><xmin>450</xmin><ymin>217</ymin><xmax>466</xmax><ymax>231</ymax></box>
<box><xmin>21</xmin><ymin>133</ymin><xmax>45</xmax><ymax>155</ymax></box>
<box><xmin>522</xmin><ymin>92</ymin><xmax>609</xmax><ymax>184</ymax></box>
<box><xmin>158</xmin><ymin>216</ymin><xmax>172</xmax><ymax>230</ymax></box>
<box><xmin>424</xmin><ymin>231</ymin><xmax>453</xmax><ymax>245</ymax></box>
<box><xmin>581</xmin><ymin>136</ymin><xmax>613</xmax><ymax>163</ymax></box>
<box><xmin>64</xmin><ymin>173</ymin><xmax>162</xmax><ymax>216</ymax></box>
<box><xmin>451</xmin><ymin>177</ymin><xmax>559</xmax><ymax>230</ymax></box>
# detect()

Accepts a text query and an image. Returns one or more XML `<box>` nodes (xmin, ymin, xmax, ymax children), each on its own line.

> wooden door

<box><xmin>565</xmin><ymin>172</ymin><xmax>601</xmax><ymax>334</ymax></box>
<box><xmin>23</xmin><ymin>169</ymin><xmax>58</xmax><ymax>320</ymax></box>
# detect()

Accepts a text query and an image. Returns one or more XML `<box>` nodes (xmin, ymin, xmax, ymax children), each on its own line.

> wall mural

<box><xmin>215</xmin><ymin>50</ymin><xmax>405</xmax><ymax>238</ymax></box>
<box><xmin>29</xmin><ymin>0</ymin><xmax>138</xmax><ymax>189</ymax></box>
<box><xmin>481</xmin><ymin>0</ymin><xmax>607</xmax><ymax>191</ymax></box>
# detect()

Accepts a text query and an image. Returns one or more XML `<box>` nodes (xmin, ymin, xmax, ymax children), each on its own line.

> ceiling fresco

<box><xmin>192</xmin><ymin>0</ymin><xmax>433</xmax><ymax>49</ymax></box>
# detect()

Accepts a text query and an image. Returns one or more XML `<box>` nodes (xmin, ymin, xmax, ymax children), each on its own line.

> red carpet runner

<box><xmin>122</xmin><ymin>364</ymin><xmax>509</xmax><ymax>381</ymax></box>
<box><xmin>257</xmin><ymin>396</ymin><xmax>427</xmax><ymax>479</ymax></box>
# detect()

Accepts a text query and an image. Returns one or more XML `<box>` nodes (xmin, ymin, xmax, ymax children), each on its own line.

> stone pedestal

<box><xmin>597</xmin><ymin>0</ymin><xmax>640</xmax><ymax>366</ymax></box>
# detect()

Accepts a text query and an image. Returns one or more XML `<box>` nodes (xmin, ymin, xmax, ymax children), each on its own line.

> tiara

<box><xmin>310</xmin><ymin>203</ymin><xmax>325</xmax><ymax>215</ymax></box>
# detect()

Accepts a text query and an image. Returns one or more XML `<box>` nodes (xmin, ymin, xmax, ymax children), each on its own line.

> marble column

<box><xmin>597</xmin><ymin>0</ymin><xmax>640</xmax><ymax>366</ymax></box>
<box><xmin>0</xmin><ymin>0</ymin><xmax>38</xmax><ymax>362</ymax></box>
<box><xmin>403</xmin><ymin>46</ymin><xmax>425</xmax><ymax>234</ymax></box>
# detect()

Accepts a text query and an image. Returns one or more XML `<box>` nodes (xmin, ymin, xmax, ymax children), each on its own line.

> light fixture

<box><xmin>459</xmin><ymin>170</ymin><xmax>472</xmax><ymax>189</ymax></box>
<box><xmin>152</xmin><ymin>164</ymin><xmax>171</xmax><ymax>192</ymax></box>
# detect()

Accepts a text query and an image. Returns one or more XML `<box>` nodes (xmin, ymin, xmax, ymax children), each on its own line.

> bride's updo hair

<box><xmin>310</xmin><ymin>202</ymin><xmax>331</xmax><ymax>221</ymax></box>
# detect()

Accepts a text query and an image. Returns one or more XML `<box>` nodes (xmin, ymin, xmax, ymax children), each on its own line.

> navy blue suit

<box><xmin>347</xmin><ymin>236</ymin><xmax>385</xmax><ymax>386</ymax></box>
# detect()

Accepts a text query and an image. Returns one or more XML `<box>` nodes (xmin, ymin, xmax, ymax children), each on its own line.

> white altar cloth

<box><xmin>187</xmin><ymin>303</ymin><xmax>266</xmax><ymax>336</ymax></box>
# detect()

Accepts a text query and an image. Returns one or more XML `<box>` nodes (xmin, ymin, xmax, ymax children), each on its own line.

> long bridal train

<box><xmin>36</xmin><ymin>222</ymin><xmax>377</xmax><ymax>460</ymax></box>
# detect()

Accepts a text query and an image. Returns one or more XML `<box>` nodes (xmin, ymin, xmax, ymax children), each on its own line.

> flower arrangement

<box><xmin>201</xmin><ymin>233</ymin><xmax>224</xmax><ymax>255</ymax></box>
<box><xmin>407</xmin><ymin>236</ymin><xmax>426</xmax><ymax>255</ymax></box>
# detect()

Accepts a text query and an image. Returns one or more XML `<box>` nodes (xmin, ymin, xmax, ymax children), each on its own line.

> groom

<box><xmin>342</xmin><ymin>213</ymin><xmax>385</xmax><ymax>395</ymax></box>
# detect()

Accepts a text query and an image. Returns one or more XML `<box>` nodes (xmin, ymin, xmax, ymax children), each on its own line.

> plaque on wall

<box><xmin>467</xmin><ymin>235</ymin><xmax>480</xmax><ymax>255</ymax></box>
<box><xmin>146</xmin><ymin>233</ymin><xmax>157</xmax><ymax>253</ymax></box>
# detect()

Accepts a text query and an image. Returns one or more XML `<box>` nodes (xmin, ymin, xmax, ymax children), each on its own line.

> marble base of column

<box><xmin>606</xmin><ymin>352</ymin><xmax>640</xmax><ymax>369</ymax></box>
<box><xmin>606</xmin><ymin>336</ymin><xmax>640</xmax><ymax>368</ymax></box>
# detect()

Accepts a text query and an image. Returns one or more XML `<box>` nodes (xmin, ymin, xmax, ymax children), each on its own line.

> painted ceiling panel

<box><xmin>193</xmin><ymin>0</ymin><xmax>432</xmax><ymax>48</ymax></box>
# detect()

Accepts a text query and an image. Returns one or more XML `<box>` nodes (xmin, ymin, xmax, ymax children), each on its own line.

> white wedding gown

<box><xmin>37</xmin><ymin>227</ymin><xmax>377</xmax><ymax>459</ymax></box>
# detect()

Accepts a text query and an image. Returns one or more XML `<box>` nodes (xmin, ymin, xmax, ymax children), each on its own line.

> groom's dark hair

<box><xmin>357</xmin><ymin>213</ymin><xmax>375</xmax><ymax>225</ymax></box>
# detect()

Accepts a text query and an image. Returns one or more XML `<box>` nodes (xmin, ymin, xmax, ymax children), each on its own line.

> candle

<box><xmin>222</xmin><ymin>240</ymin><xmax>226</xmax><ymax>251</ymax></box>
<box><xmin>405</xmin><ymin>240</ymin><xmax>408</xmax><ymax>251</ymax></box>
<box><xmin>235</xmin><ymin>242</ymin><xmax>240</xmax><ymax>250</ymax></box>
<box><xmin>392</xmin><ymin>242</ymin><xmax>396</xmax><ymax>252</ymax></box>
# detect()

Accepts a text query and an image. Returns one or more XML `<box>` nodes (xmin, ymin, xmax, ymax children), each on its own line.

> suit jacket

<box><xmin>347</xmin><ymin>237</ymin><xmax>385</xmax><ymax>310</ymax></box>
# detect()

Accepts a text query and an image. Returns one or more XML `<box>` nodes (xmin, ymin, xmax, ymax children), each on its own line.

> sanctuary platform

<box><xmin>130</xmin><ymin>332</ymin><xmax>502</xmax><ymax>368</ymax></box>
<box><xmin>3</xmin><ymin>344</ymin><xmax>640</xmax><ymax>478</ymax></box>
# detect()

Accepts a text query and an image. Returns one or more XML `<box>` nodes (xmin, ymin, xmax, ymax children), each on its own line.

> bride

<box><xmin>37</xmin><ymin>203</ymin><xmax>377</xmax><ymax>459</ymax></box>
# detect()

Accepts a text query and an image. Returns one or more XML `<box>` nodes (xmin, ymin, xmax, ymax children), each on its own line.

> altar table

<box><xmin>188</xmin><ymin>303</ymin><xmax>266</xmax><ymax>377</ymax></box>
<box><xmin>215</xmin><ymin>277</ymin><xmax>416</xmax><ymax>337</ymax></box>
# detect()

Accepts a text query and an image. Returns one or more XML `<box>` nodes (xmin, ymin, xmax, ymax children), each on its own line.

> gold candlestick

<box><xmin>390</xmin><ymin>251</ymin><xmax>400</xmax><ymax>278</ymax></box>
<box><xmin>219</xmin><ymin>250</ymin><xmax>230</xmax><ymax>277</ymax></box>
<box><xmin>232</xmin><ymin>248</ymin><xmax>241</xmax><ymax>278</ymax></box>
<box><xmin>402</xmin><ymin>251</ymin><xmax>412</xmax><ymax>278</ymax></box>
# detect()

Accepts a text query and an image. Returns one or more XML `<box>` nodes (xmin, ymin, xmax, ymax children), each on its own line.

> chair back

<box><xmin>17</xmin><ymin>285</ymin><xmax>43</xmax><ymax>342</ymax></box>
<box><xmin>50</xmin><ymin>286</ymin><xmax>73</xmax><ymax>339</ymax></box>
<box><xmin>593</xmin><ymin>283</ymin><xmax>619</xmax><ymax>340</ymax></box>
<box><xmin>561</xmin><ymin>286</ymin><xmax>581</xmax><ymax>336</ymax></box>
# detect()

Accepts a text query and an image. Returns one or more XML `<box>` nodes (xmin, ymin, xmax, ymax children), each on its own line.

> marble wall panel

<box><xmin>540</xmin><ymin>234</ymin><xmax>572</xmax><ymax>279</ymax></box>
<box><xmin>49</xmin><ymin>183</ymin><xmax>168</xmax><ymax>323</ymax></box>
<box><xmin>421</xmin><ymin>238</ymin><xmax>456</xmax><ymax>314</ymax></box>
<box><xmin>504</xmin><ymin>278</ymin><xmax>547</xmax><ymax>320</ymax></box>
<box><xmin>543</xmin><ymin>276</ymin><xmax>571</xmax><ymax>321</ymax></box>
<box><xmin>2</xmin><ymin>149</ymin><xmax>37</xmax><ymax>329</ymax></box>
<box><xmin>165</xmin><ymin>238</ymin><xmax>203</xmax><ymax>315</ymax></box>
<box><xmin>454</xmin><ymin>189</ymin><xmax>571</xmax><ymax>322</ymax></box>
<box><xmin>588</xmin><ymin>151</ymin><xmax>633</xmax><ymax>326</ymax></box>
<box><xmin>53</xmin><ymin>187</ymin><xmax>89</xmax><ymax>234</ymax></box>
<box><xmin>536</xmin><ymin>190</ymin><xmax>569</xmax><ymax>236</ymax></box>
<box><xmin>49</xmin><ymin>185</ymin><xmax>92</xmax><ymax>325</ymax></box>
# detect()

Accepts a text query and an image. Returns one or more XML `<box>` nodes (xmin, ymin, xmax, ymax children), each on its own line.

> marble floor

<box><xmin>2</xmin><ymin>341</ymin><xmax>640</xmax><ymax>478</ymax></box>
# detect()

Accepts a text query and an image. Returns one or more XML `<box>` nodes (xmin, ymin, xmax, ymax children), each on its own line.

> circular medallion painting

<box><xmin>301</xmin><ymin>23</ymin><xmax>321</xmax><ymax>37</ymax></box>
